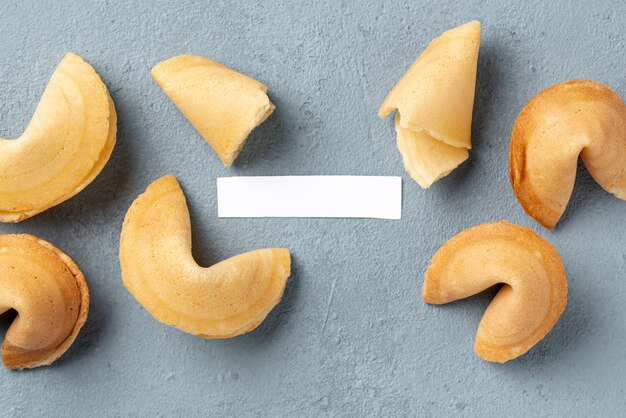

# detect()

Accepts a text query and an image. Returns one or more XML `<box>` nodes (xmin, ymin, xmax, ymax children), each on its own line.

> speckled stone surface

<box><xmin>0</xmin><ymin>0</ymin><xmax>625</xmax><ymax>416</ymax></box>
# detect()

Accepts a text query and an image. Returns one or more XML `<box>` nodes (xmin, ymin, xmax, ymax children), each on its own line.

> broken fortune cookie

<box><xmin>151</xmin><ymin>55</ymin><xmax>275</xmax><ymax>167</ymax></box>
<box><xmin>379</xmin><ymin>21</ymin><xmax>480</xmax><ymax>188</ymax></box>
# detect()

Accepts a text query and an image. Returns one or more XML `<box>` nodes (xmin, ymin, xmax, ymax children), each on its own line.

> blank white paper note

<box><xmin>217</xmin><ymin>176</ymin><xmax>402</xmax><ymax>219</ymax></box>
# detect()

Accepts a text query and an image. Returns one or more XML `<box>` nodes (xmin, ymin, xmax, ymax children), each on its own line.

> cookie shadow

<box><xmin>231</xmin><ymin>94</ymin><xmax>290</xmax><ymax>170</ymax></box>
<box><xmin>0</xmin><ymin>309</ymin><xmax>17</xmax><ymax>337</ymax></box>
<box><xmin>186</xmin><ymin>194</ymin><xmax>222</xmax><ymax>268</ymax></box>
<box><xmin>432</xmin><ymin>285</ymin><xmax>500</xmax><ymax>316</ymax></box>
<box><xmin>431</xmin><ymin>278</ymin><xmax>588</xmax><ymax>368</ymax></box>
<box><xmin>556</xmin><ymin>160</ymin><xmax>608</xmax><ymax>230</ymax></box>
<box><xmin>503</xmin><ymin>279</ymin><xmax>590</xmax><ymax>368</ymax></box>
<box><xmin>52</xmin><ymin>283</ymin><xmax>107</xmax><ymax>368</ymax></box>
<box><xmin>472</xmin><ymin>42</ymin><xmax>507</xmax><ymax>151</ymax></box>
<box><xmin>240</xmin><ymin>254</ymin><xmax>300</xmax><ymax>343</ymax></box>
<box><xmin>0</xmin><ymin>293</ymin><xmax>106</xmax><ymax>371</ymax></box>
<box><xmin>433</xmin><ymin>42</ymin><xmax>507</xmax><ymax>195</ymax></box>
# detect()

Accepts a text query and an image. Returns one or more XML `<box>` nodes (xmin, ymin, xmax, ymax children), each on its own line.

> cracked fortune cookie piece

<box><xmin>119</xmin><ymin>175</ymin><xmax>291</xmax><ymax>338</ymax></box>
<box><xmin>0</xmin><ymin>234</ymin><xmax>89</xmax><ymax>370</ymax></box>
<box><xmin>151</xmin><ymin>55</ymin><xmax>275</xmax><ymax>167</ymax></box>
<box><xmin>0</xmin><ymin>52</ymin><xmax>117</xmax><ymax>222</ymax></box>
<box><xmin>510</xmin><ymin>80</ymin><xmax>626</xmax><ymax>229</ymax></box>
<box><xmin>379</xmin><ymin>21</ymin><xmax>480</xmax><ymax>188</ymax></box>
<box><xmin>423</xmin><ymin>221</ymin><xmax>567</xmax><ymax>363</ymax></box>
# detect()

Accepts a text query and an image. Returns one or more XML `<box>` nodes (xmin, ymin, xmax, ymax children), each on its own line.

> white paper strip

<box><xmin>217</xmin><ymin>176</ymin><xmax>401</xmax><ymax>219</ymax></box>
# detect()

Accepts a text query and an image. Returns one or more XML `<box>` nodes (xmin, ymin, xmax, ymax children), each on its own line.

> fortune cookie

<box><xmin>0</xmin><ymin>53</ymin><xmax>117</xmax><ymax>222</ymax></box>
<box><xmin>510</xmin><ymin>80</ymin><xmax>626</xmax><ymax>229</ymax></box>
<box><xmin>0</xmin><ymin>234</ymin><xmax>89</xmax><ymax>369</ymax></box>
<box><xmin>119</xmin><ymin>175</ymin><xmax>291</xmax><ymax>338</ymax></box>
<box><xmin>423</xmin><ymin>221</ymin><xmax>567</xmax><ymax>363</ymax></box>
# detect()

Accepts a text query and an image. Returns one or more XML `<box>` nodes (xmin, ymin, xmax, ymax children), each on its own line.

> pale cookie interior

<box><xmin>151</xmin><ymin>55</ymin><xmax>275</xmax><ymax>167</ymax></box>
<box><xmin>379</xmin><ymin>21</ymin><xmax>480</xmax><ymax>188</ymax></box>
<box><xmin>395</xmin><ymin>115</ymin><xmax>469</xmax><ymax>188</ymax></box>
<box><xmin>0</xmin><ymin>52</ymin><xmax>117</xmax><ymax>222</ymax></box>
<box><xmin>423</xmin><ymin>221</ymin><xmax>567</xmax><ymax>363</ymax></box>
<box><xmin>0</xmin><ymin>234</ymin><xmax>89</xmax><ymax>370</ymax></box>
<box><xmin>119</xmin><ymin>175</ymin><xmax>291</xmax><ymax>339</ymax></box>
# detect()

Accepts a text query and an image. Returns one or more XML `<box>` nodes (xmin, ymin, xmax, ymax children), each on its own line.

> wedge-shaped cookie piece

<box><xmin>423</xmin><ymin>221</ymin><xmax>567</xmax><ymax>363</ymax></box>
<box><xmin>510</xmin><ymin>80</ymin><xmax>626</xmax><ymax>229</ymax></box>
<box><xmin>119</xmin><ymin>175</ymin><xmax>291</xmax><ymax>338</ymax></box>
<box><xmin>151</xmin><ymin>55</ymin><xmax>275</xmax><ymax>167</ymax></box>
<box><xmin>0</xmin><ymin>53</ymin><xmax>117</xmax><ymax>222</ymax></box>
<box><xmin>395</xmin><ymin>115</ymin><xmax>469</xmax><ymax>188</ymax></box>
<box><xmin>379</xmin><ymin>21</ymin><xmax>480</xmax><ymax>188</ymax></box>
<box><xmin>0</xmin><ymin>234</ymin><xmax>89</xmax><ymax>369</ymax></box>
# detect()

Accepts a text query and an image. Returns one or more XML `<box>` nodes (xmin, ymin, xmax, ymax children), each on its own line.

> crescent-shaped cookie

<box><xmin>119</xmin><ymin>175</ymin><xmax>291</xmax><ymax>338</ymax></box>
<box><xmin>151</xmin><ymin>55</ymin><xmax>275</xmax><ymax>167</ymax></box>
<box><xmin>0</xmin><ymin>52</ymin><xmax>117</xmax><ymax>222</ymax></box>
<box><xmin>0</xmin><ymin>234</ymin><xmax>89</xmax><ymax>369</ymax></box>
<box><xmin>510</xmin><ymin>80</ymin><xmax>626</xmax><ymax>229</ymax></box>
<box><xmin>423</xmin><ymin>221</ymin><xmax>567</xmax><ymax>363</ymax></box>
<box><xmin>379</xmin><ymin>21</ymin><xmax>480</xmax><ymax>188</ymax></box>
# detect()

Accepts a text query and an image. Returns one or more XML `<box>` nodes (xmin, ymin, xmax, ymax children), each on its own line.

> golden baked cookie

<box><xmin>151</xmin><ymin>55</ymin><xmax>275</xmax><ymax>167</ymax></box>
<box><xmin>0</xmin><ymin>234</ymin><xmax>89</xmax><ymax>369</ymax></box>
<box><xmin>423</xmin><ymin>221</ymin><xmax>567</xmax><ymax>363</ymax></box>
<box><xmin>510</xmin><ymin>80</ymin><xmax>626</xmax><ymax>229</ymax></box>
<box><xmin>379</xmin><ymin>21</ymin><xmax>480</xmax><ymax>188</ymax></box>
<box><xmin>119</xmin><ymin>175</ymin><xmax>291</xmax><ymax>338</ymax></box>
<box><xmin>0</xmin><ymin>53</ymin><xmax>117</xmax><ymax>222</ymax></box>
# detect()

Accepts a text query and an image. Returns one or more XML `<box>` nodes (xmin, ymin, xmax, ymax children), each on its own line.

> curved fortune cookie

<box><xmin>151</xmin><ymin>55</ymin><xmax>275</xmax><ymax>167</ymax></box>
<box><xmin>0</xmin><ymin>52</ymin><xmax>117</xmax><ymax>222</ymax></box>
<box><xmin>379</xmin><ymin>21</ymin><xmax>480</xmax><ymax>188</ymax></box>
<box><xmin>119</xmin><ymin>175</ymin><xmax>291</xmax><ymax>338</ymax></box>
<box><xmin>510</xmin><ymin>80</ymin><xmax>626</xmax><ymax>229</ymax></box>
<box><xmin>423</xmin><ymin>221</ymin><xmax>567</xmax><ymax>363</ymax></box>
<box><xmin>0</xmin><ymin>234</ymin><xmax>89</xmax><ymax>369</ymax></box>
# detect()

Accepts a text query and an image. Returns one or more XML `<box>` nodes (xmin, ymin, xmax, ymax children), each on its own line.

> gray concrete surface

<box><xmin>0</xmin><ymin>0</ymin><xmax>625</xmax><ymax>416</ymax></box>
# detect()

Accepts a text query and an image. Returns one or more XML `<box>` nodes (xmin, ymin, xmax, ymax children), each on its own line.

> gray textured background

<box><xmin>0</xmin><ymin>0</ymin><xmax>625</xmax><ymax>416</ymax></box>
